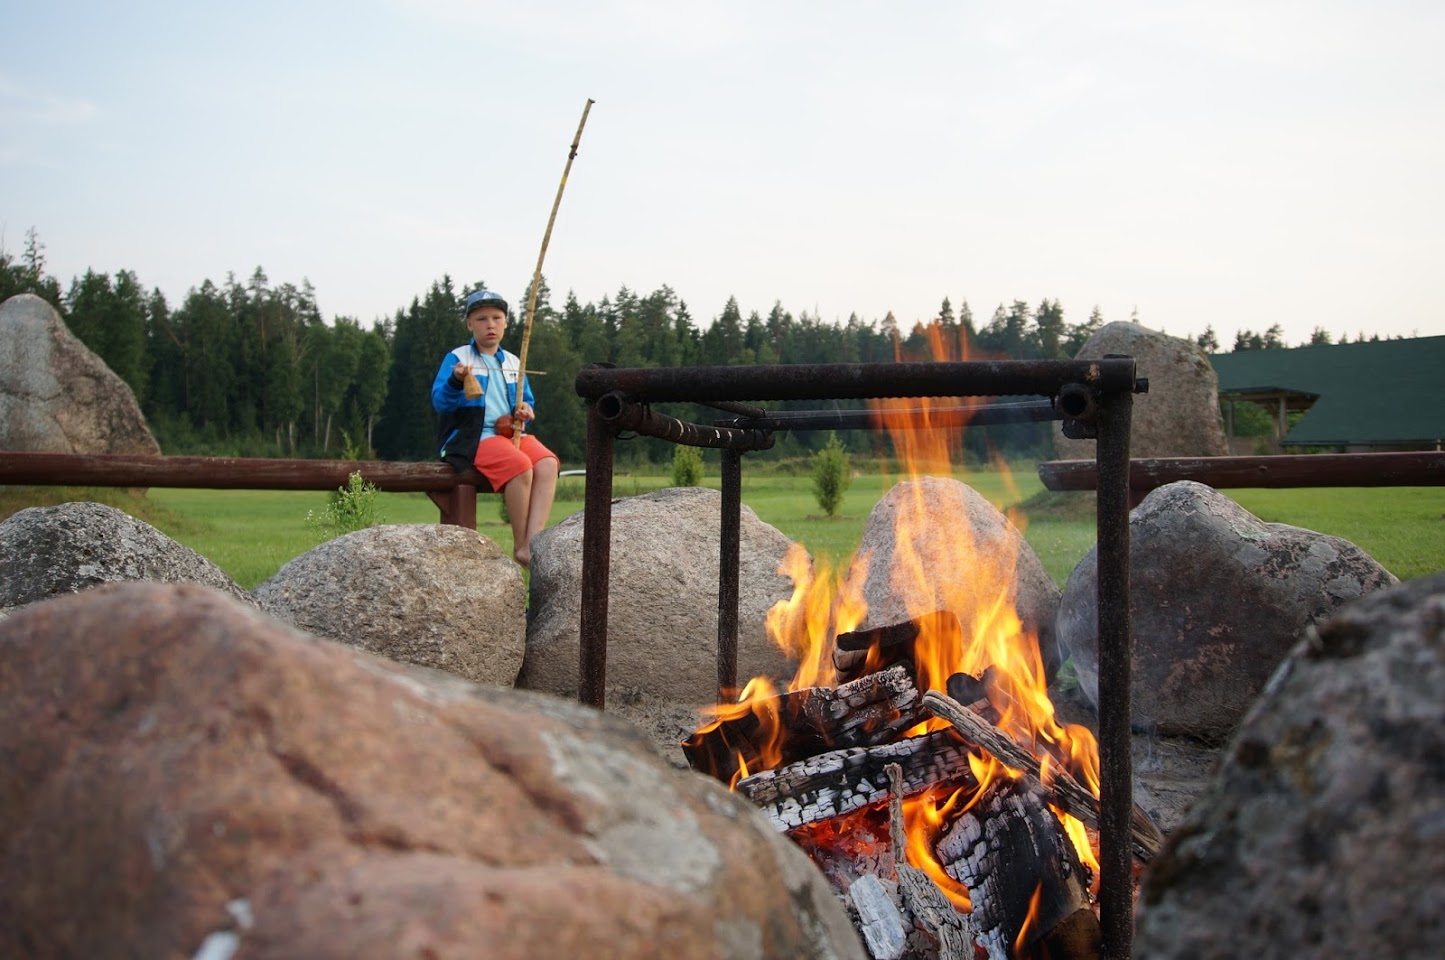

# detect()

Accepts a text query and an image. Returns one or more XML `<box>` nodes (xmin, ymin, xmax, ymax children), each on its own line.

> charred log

<box><xmin>921</xmin><ymin>691</ymin><xmax>1164</xmax><ymax>862</ymax></box>
<box><xmin>683</xmin><ymin>665</ymin><xmax>927</xmax><ymax>781</ymax></box>
<box><xmin>935</xmin><ymin>780</ymin><xmax>1098</xmax><ymax>960</ymax></box>
<box><xmin>885</xmin><ymin>764</ymin><xmax>974</xmax><ymax>960</ymax></box>
<box><xmin>736</xmin><ymin>730</ymin><xmax>978</xmax><ymax>832</ymax></box>
<box><xmin>834</xmin><ymin>611</ymin><xmax>961</xmax><ymax>680</ymax></box>
<box><xmin>848</xmin><ymin>874</ymin><xmax>910</xmax><ymax>960</ymax></box>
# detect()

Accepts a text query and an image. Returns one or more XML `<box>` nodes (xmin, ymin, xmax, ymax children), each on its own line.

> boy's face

<box><xmin>466</xmin><ymin>306</ymin><xmax>508</xmax><ymax>351</ymax></box>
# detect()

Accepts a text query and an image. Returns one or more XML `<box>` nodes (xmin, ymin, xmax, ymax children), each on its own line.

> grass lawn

<box><xmin>3</xmin><ymin>469</ymin><xmax>1441</xmax><ymax>589</ymax></box>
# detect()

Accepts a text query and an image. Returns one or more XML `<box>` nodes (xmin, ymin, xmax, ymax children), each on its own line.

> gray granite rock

<box><xmin>1053</xmin><ymin>321</ymin><xmax>1226</xmax><ymax>460</ymax></box>
<box><xmin>519</xmin><ymin>487</ymin><xmax>798</xmax><ymax>703</ymax></box>
<box><xmin>0</xmin><ymin>293</ymin><xmax>159</xmax><ymax>454</ymax></box>
<box><xmin>255</xmin><ymin>524</ymin><xmax>526</xmax><ymax>687</ymax></box>
<box><xmin>1135</xmin><ymin>572</ymin><xmax>1445</xmax><ymax>959</ymax></box>
<box><xmin>1058</xmin><ymin>481</ymin><xmax>1397</xmax><ymax>742</ymax></box>
<box><xmin>0</xmin><ymin>501</ymin><xmax>250</xmax><ymax>609</ymax></box>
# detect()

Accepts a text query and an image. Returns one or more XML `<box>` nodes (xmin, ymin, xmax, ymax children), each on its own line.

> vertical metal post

<box><xmin>1096</xmin><ymin>386</ymin><xmax>1135</xmax><ymax>960</ymax></box>
<box><xmin>717</xmin><ymin>448</ymin><xmax>743</xmax><ymax>700</ymax></box>
<box><xmin>579</xmin><ymin>403</ymin><xmax>616</xmax><ymax>708</ymax></box>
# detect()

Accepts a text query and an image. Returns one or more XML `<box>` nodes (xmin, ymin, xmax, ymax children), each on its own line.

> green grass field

<box><xmin>4</xmin><ymin>467</ymin><xmax>1441</xmax><ymax>590</ymax></box>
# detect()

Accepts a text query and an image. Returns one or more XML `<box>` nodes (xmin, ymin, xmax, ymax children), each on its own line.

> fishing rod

<box><xmin>513</xmin><ymin>98</ymin><xmax>595</xmax><ymax>446</ymax></box>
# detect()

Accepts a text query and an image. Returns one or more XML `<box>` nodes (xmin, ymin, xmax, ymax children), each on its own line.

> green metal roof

<box><xmin>1209</xmin><ymin>336</ymin><xmax>1445</xmax><ymax>447</ymax></box>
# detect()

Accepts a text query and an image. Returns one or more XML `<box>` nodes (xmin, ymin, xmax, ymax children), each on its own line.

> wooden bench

<box><xmin>1038</xmin><ymin>451</ymin><xmax>1445</xmax><ymax>505</ymax></box>
<box><xmin>0</xmin><ymin>452</ymin><xmax>489</xmax><ymax>528</ymax></box>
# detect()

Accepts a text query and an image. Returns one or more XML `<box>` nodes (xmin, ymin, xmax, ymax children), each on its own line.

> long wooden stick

<box><xmin>514</xmin><ymin>98</ymin><xmax>594</xmax><ymax>446</ymax></box>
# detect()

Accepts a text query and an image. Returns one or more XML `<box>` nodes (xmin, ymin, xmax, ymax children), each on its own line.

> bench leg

<box><xmin>429</xmin><ymin>485</ymin><xmax>477</xmax><ymax>529</ymax></box>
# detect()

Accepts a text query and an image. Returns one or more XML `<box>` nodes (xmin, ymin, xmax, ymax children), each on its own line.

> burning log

<box><xmin>683</xmin><ymin>664</ymin><xmax>927</xmax><ymax>779</ymax></box>
<box><xmin>735</xmin><ymin>730</ymin><xmax>978</xmax><ymax>832</ymax></box>
<box><xmin>885</xmin><ymin>764</ymin><xmax>975</xmax><ymax>960</ymax></box>
<box><xmin>833</xmin><ymin>611</ymin><xmax>960</xmax><ymax>680</ymax></box>
<box><xmin>934</xmin><ymin>781</ymin><xmax>1099</xmax><ymax>960</ymax></box>
<box><xmin>920</xmin><ymin>690</ymin><xmax>1163</xmax><ymax>862</ymax></box>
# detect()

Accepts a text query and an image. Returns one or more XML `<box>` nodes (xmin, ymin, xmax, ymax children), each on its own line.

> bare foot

<box><xmin>513</xmin><ymin>543</ymin><xmax>530</xmax><ymax>568</ymax></box>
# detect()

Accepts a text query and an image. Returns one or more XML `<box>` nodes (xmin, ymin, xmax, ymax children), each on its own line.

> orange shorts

<box><xmin>472</xmin><ymin>434</ymin><xmax>557</xmax><ymax>491</ymax></box>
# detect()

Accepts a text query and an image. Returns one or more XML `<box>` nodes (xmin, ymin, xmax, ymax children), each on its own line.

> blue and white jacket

<box><xmin>431</xmin><ymin>342</ymin><xmax>535</xmax><ymax>472</ymax></box>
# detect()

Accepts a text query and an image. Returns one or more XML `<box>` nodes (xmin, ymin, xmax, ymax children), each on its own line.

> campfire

<box><xmin>682</xmin><ymin>395</ymin><xmax>1163</xmax><ymax>960</ymax></box>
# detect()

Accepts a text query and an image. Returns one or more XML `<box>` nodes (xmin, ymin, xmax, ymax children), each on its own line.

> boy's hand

<box><xmin>514</xmin><ymin>401</ymin><xmax>535</xmax><ymax>422</ymax></box>
<box><xmin>451</xmin><ymin>362</ymin><xmax>469</xmax><ymax>380</ymax></box>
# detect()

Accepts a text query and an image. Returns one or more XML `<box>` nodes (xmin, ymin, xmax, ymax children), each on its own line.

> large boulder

<box><xmin>1057</xmin><ymin>481</ymin><xmax>1397</xmax><ymax>742</ymax></box>
<box><xmin>255</xmin><ymin>524</ymin><xmax>526</xmax><ymax>688</ymax></box>
<box><xmin>1052</xmin><ymin>321</ymin><xmax>1227</xmax><ymax>460</ymax></box>
<box><xmin>0</xmin><ymin>582</ymin><xmax>864</xmax><ymax>959</ymax></box>
<box><xmin>0</xmin><ymin>501</ymin><xmax>251</xmax><ymax>611</ymax></box>
<box><xmin>856</xmin><ymin>478</ymin><xmax>1063</xmax><ymax>679</ymax></box>
<box><xmin>1135</xmin><ymin>572</ymin><xmax>1445</xmax><ymax>959</ymax></box>
<box><xmin>0</xmin><ymin>292</ymin><xmax>159</xmax><ymax>454</ymax></box>
<box><xmin>519</xmin><ymin>488</ymin><xmax>798</xmax><ymax>704</ymax></box>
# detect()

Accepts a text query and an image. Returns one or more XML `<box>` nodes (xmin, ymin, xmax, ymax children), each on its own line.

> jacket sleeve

<box><xmin>431</xmin><ymin>353</ymin><xmax>464</xmax><ymax>414</ymax></box>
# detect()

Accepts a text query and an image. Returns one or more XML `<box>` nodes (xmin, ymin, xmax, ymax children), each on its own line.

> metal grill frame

<box><xmin>572</xmin><ymin>357</ymin><xmax>1142</xmax><ymax>959</ymax></box>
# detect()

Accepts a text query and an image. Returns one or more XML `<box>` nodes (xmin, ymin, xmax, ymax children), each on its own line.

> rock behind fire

<box><xmin>255</xmin><ymin>524</ymin><xmax>525</xmax><ymax>687</ymax></box>
<box><xmin>1134</xmin><ymin>571</ymin><xmax>1445</xmax><ymax>959</ymax></box>
<box><xmin>0</xmin><ymin>500</ymin><xmax>252</xmax><ymax>611</ymax></box>
<box><xmin>519</xmin><ymin>487</ymin><xmax>798</xmax><ymax>703</ymax></box>
<box><xmin>1057</xmin><ymin>481</ymin><xmax>1397</xmax><ymax>742</ymax></box>
<box><xmin>0</xmin><ymin>582</ymin><xmax>864</xmax><ymax>960</ymax></box>
<box><xmin>0</xmin><ymin>293</ymin><xmax>160</xmax><ymax>455</ymax></box>
<box><xmin>1052</xmin><ymin>321</ymin><xmax>1227</xmax><ymax>460</ymax></box>
<box><xmin>856</xmin><ymin>477</ymin><xmax>1064</xmax><ymax>679</ymax></box>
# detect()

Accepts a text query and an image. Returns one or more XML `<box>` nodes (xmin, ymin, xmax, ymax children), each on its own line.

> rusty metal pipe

<box><xmin>695</xmin><ymin>399</ymin><xmax>769</xmax><ymax>419</ymax></box>
<box><xmin>596</xmin><ymin>392</ymin><xmax>775</xmax><ymax>450</ymax></box>
<box><xmin>576</xmin><ymin>359</ymin><xmax>1141</xmax><ymax>404</ymax></box>
<box><xmin>1096</xmin><ymin>378</ymin><xmax>1136</xmax><ymax>960</ymax></box>
<box><xmin>1054</xmin><ymin>383</ymin><xmax>1098</xmax><ymax>424</ymax></box>
<box><xmin>718</xmin><ymin>449</ymin><xmax>743</xmax><ymax>699</ymax></box>
<box><xmin>714</xmin><ymin>399</ymin><xmax>1061</xmax><ymax>432</ymax></box>
<box><xmin>579</xmin><ymin>404</ymin><xmax>616</xmax><ymax>707</ymax></box>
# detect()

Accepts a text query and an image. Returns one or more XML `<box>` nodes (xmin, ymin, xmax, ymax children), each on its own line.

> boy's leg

<box><xmin>525</xmin><ymin>455</ymin><xmax>559</xmax><ymax>545</ymax></box>
<box><xmin>474</xmin><ymin>435</ymin><xmax>538</xmax><ymax>567</ymax></box>
<box><xmin>503</xmin><ymin>467</ymin><xmax>535</xmax><ymax>567</ymax></box>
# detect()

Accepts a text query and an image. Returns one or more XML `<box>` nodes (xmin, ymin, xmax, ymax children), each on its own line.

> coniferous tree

<box><xmin>0</xmin><ymin>228</ymin><xmax>63</xmax><ymax>306</ymax></box>
<box><xmin>1033</xmin><ymin>298</ymin><xmax>1066</xmax><ymax>359</ymax></box>
<box><xmin>375</xmin><ymin>277</ymin><xmax>463</xmax><ymax>460</ymax></box>
<box><xmin>349</xmin><ymin>326</ymin><xmax>390</xmax><ymax>455</ymax></box>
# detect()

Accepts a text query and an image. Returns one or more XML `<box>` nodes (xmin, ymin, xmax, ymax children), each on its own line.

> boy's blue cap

<box><xmin>463</xmin><ymin>289</ymin><xmax>508</xmax><ymax>317</ymax></box>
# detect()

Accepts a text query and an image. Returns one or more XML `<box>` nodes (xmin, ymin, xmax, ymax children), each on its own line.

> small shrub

<box><xmin>671</xmin><ymin>445</ymin><xmax>704</xmax><ymax>487</ymax></box>
<box><xmin>811</xmin><ymin>432</ymin><xmax>851</xmax><ymax>517</ymax></box>
<box><xmin>306</xmin><ymin>470</ymin><xmax>384</xmax><ymax>539</ymax></box>
<box><xmin>339</xmin><ymin>429</ymin><xmax>363</xmax><ymax>461</ymax></box>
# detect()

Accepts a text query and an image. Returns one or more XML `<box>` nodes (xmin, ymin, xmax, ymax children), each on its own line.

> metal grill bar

<box><xmin>577</xmin><ymin>358</ymin><xmax>1139</xmax><ymax>403</ymax></box>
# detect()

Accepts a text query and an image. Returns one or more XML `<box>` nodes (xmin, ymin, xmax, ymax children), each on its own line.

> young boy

<box><xmin>432</xmin><ymin>288</ymin><xmax>559</xmax><ymax>567</ymax></box>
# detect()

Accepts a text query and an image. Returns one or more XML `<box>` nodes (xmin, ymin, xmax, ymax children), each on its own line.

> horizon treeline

<box><xmin>0</xmin><ymin>229</ymin><xmax>1412</xmax><ymax>467</ymax></box>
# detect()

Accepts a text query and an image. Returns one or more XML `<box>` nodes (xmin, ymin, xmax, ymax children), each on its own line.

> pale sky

<box><xmin>4</xmin><ymin>0</ymin><xmax>1443</xmax><ymax>348</ymax></box>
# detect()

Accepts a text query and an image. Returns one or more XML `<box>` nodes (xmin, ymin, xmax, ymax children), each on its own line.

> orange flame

<box><xmin>691</xmin><ymin>318</ymin><xmax>1103</xmax><ymax>902</ymax></box>
<box><xmin>1013</xmin><ymin>882</ymin><xmax>1045</xmax><ymax>956</ymax></box>
<box><xmin>902</xmin><ymin>786</ymin><xmax>972</xmax><ymax>910</ymax></box>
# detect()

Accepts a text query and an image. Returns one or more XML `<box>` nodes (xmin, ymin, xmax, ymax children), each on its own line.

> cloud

<box><xmin>0</xmin><ymin>76</ymin><xmax>97</xmax><ymax>126</ymax></box>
